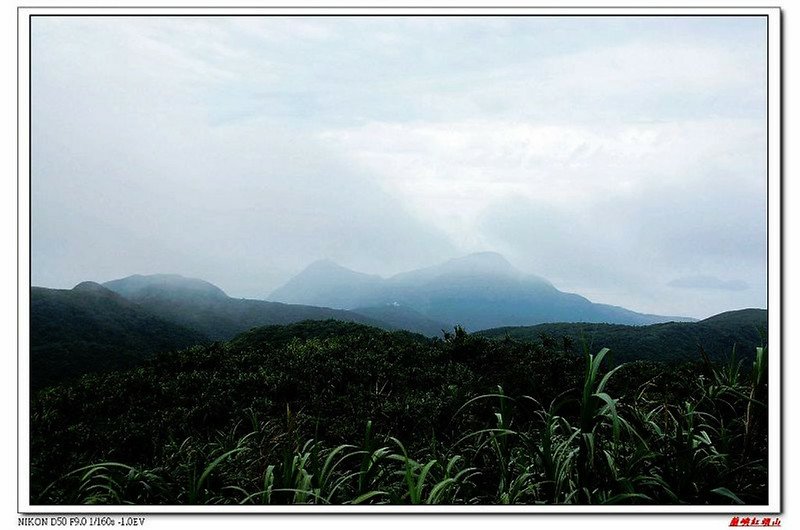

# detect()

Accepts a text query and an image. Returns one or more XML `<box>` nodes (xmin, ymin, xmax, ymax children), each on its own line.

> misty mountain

<box><xmin>102</xmin><ymin>274</ymin><xmax>392</xmax><ymax>340</ymax></box>
<box><xmin>270</xmin><ymin>252</ymin><xmax>695</xmax><ymax>331</ymax></box>
<box><xmin>477</xmin><ymin>308</ymin><xmax>766</xmax><ymax>363</ymax></box>
<box><xmin>268</xmin><ymin>260</ymin><xmax>386</xmax><ymax>309</ymax></box>
<box><xmin>30</xmin><ymin>282</ymin><xmax>208</xmax><ymax>388</ymax></box>
<box><xmin>104</xmin><ymin>273</ymin><xmax>228</xmax><ymax>301</ymax></box>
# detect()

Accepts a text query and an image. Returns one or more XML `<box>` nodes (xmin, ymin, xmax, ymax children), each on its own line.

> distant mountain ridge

<box><xmin>101</xmin><ymin>274</ymin><xmax>390</xmax><ymax>341</ymax></box>
<box><xmin>31</xmin><ymin>269</ymin><xmax>762</xmax><ymax>389</ymax></box>
<box><xmin>270</xmin><ymin>252</ymin><xmax>695</xmax><ymax>330</ymax></box>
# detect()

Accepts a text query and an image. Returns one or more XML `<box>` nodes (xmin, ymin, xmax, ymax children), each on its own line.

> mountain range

<box><xmin>270</xmin><ymin>252</ymin><xmax>695</xmax><ymax>331</ymax></box>
<box><xmin>102</xmin><ymin>273</ymin><xmax>386</xmax><ymax>340</ymax></box>
<box><xmin>33</xmin><ymin>252</ymin><xmax>765</xmax><ymax>389</ymax></box>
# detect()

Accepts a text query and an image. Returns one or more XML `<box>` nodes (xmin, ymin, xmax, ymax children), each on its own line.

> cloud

<box><xmin>31</xmin><ymin>17</ymin><xmax>460</xmax><ymax>296</ymax></box>
<box><xmin>30</xmin><ymin>16</ymin><xmax>767</xmax><ymax>318</ymax></box>
<box><xmin>472</xmin><ymin>193</ymin><xmax>764</xmax><ymax>317</ymax></box>
<box><xmin>668</xmin><ymin>276</ymin><xmax>749</xmax><ymax>291</ymax></box>
<box><xmin>323</xmin><ymin>117</ymin><xmax>766</xmax><ymax>261</ymax></box>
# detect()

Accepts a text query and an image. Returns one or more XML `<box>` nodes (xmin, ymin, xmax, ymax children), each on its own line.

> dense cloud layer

<box><xmin>31</xmin><ymin>16</ymin><xmax>767</xmax><ymax>318</ymax></box>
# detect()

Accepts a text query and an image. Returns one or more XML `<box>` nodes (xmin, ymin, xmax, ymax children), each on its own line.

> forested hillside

<box><xmin>30</xmin><ymin>283</ymin><xmax>208</xmax><ymax>388</ymax></box>
<box><xmin>478</xmin><ymin>309</ymin><xmax>766</xmax><ymax>363</ymax></box>
<box><xmin>31</xmin><ymin>320</ymin><xmax>767</xmax><ymax>505</ymax></box>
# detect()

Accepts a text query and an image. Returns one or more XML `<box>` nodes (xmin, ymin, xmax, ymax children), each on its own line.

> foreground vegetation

<box><xmin>31</xmin><ymin>321</ymin><xmax>768</xmax><ymax>505</ymax></box>
<box><xmin>477</xmin><ymin>308</ymin><xmax>766</xmax><ymax>364</ymax></box>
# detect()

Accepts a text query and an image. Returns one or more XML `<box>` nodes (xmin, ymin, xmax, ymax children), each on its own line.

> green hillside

<box><xmin>30</xmin><ymin>283</ymin><xmax>208</xmax><ymax>389</ymax></box>
<box><xmin>477</xmin><ymin>309</ymin><xmax>766</xmax><ymax>363</ymax></box>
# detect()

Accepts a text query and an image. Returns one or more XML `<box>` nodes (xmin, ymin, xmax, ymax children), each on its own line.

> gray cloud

<box><xmin>668</xmin><ymin>276</ymin><xmax>749</xmax><ymax>291</ymax></box>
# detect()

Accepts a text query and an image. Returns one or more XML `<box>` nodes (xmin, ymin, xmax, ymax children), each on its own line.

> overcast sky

<box><xmin>31</xmin><ymin>16</ymin><xmax>767</xmax><ymax>319</ymax></box>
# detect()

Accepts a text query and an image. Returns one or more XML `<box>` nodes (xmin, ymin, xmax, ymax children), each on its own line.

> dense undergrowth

<box><xmin>30</xmin><ymin>320</ymin><xmax>768</xmax><ymax>505</ymax></box>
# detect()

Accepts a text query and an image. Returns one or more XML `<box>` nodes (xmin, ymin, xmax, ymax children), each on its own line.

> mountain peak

<box><xmin>293</xmin><ymin>259</ymin><xmax>382</xmax><ymax>280</ymax></box>
<box><xmin>269</xmin><ymin>260</ymin><xmax>384</xmax><ymax>308</ymax></box>
<box><xmin>305</xmin><ymin>259</ymin><xmax>348</xmax><ymax>272</ymax></box>
<box><xmin>73</xmin><ymin>280</ymin><xmax>107</xmax><ymax>292</ymax></box>
<box><xmin>437</xmin><ymin>251</ymin><xmax>518</xmax><ymax>277</ymax></box>
<box><xmin>103</xmin><ymin>274</ymin><xmax>228</xmax><ymax>300</ymax></box>
<box><xmin>72</xmin><ymin>281</ymin><xmax>118</xmax><ymax>298</ymax></box>
<box><xmin>450</xmin><ymin>251</ymin><xmax>513</xmax><ymax>268</ymax></box>
<box><xmin>270</xmin><ymin>252</ymin><xmax>691</xmax><ymax>329</ymax></box>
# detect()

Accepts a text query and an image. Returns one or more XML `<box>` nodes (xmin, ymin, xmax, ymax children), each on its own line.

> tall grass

<box><xmin>38</xmin><ymin>344</ymin><xmax>768</xmax><ymax>506</ymax></box>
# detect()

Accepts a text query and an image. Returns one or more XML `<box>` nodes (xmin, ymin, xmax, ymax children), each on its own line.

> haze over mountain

<box><xmin>270</xmin><ymin>252</ymin><xmax>695</xmax><ymax>331</ymax></box>
<box><xmin>351</xmin><ymin>304</ymin><xmax>450</xmax><ymax>338</ymax></box>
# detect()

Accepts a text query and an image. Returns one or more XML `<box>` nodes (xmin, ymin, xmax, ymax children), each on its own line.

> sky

<box><xmin>31</xmin><ymin>16</ymin><xmax>768</xmax><ymax>319</ymax></box>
